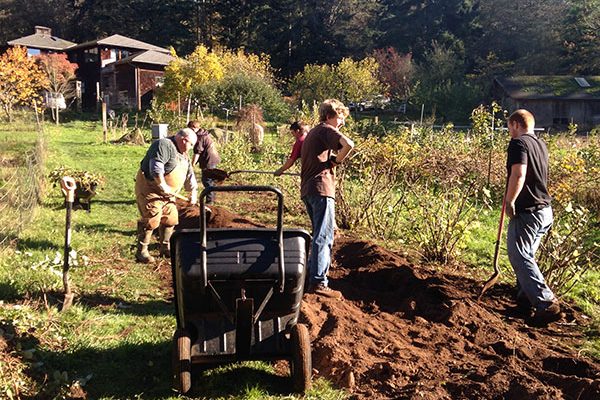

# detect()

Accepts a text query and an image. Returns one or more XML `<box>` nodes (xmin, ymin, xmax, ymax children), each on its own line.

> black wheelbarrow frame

<box><xmin>171</xmin><ymin>185</ymin><xmax>312</xmax><ymax>395</ymax></box>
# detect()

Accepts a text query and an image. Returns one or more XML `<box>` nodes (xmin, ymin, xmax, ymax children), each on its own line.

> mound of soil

<box><xmin>176</xmin><ymin>201</ymin><xmax>265</xmax><ymax>230</ymax></box>
<box><xmin>303</xmin><ymin>236</ymin><xmax>600</xmax><ymax>399</ymax></box>
<box><xmin>175</xmin><ymin>204</ymin><xmax>600</xmax><ymax>399</ymax></box>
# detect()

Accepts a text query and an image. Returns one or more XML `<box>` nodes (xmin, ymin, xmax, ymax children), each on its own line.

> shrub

<box><xmin>539</xmin><ymin>202</ymin><xmax>600</xmax><ymax>295</ymax></box>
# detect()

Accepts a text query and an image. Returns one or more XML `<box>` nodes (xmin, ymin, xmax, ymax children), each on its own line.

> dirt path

<box><xmin>177</xmin><ymin>204</ymin><xmax>600</xmax><ymax>399</ymax></box>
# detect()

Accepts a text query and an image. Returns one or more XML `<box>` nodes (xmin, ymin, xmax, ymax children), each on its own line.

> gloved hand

<box><xmin>190</xmin><ymin>190</ymin><xmax>198</xmax><ymax>205</ymax></box>
<box><xmin>158</xmin><ymin>182</ymin><xmax>173</xmax><ymax>196</ymax></box>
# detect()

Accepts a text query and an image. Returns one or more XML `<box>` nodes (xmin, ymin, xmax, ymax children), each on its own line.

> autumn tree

<box><xmin>36</xmin><ymin>53</ymin><xmax>78</xmax><ymax>125</ymax></box>
<box><xmin>291</xmin><ymin>57</ymin><xmax>383</xmax><ymax>106</ymax></box>
<box><xmin>157</xmin><ymin>45</ymin><xmax>224</xmax><ymax>120</ymax></box>
<box><xmin>0</xmin><ymin>46</ymin><xmax>47</xmax><ymax>121</ymax></box>
<box><xmin>372</xmin><ymin>47</ymin><xmax>414</xmax><ymax>101</ymax></box>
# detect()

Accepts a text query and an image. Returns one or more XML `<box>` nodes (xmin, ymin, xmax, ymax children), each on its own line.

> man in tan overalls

<box><xmin>134</xmin><ymin>128</ymin><xmax>198</xmax><ymax>263</ymax></box>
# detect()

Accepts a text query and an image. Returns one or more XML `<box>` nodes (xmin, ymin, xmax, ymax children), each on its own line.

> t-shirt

<box><xmin>193</xmin><ymin>129</ymin><xmax>221</xmax><ymax>169</ymax></box>
<box><xmin>506</xmin><ymin>134</ymin><xmax>552</xmax><ymax>213</ymax></box>
<box><xmin>289</xmin><ymin>134</ymin><xmax>306</xmax><ymax>162</ymax></box>
<box><xmin>140</xmin><ymin>136</ymin><xmax>197</xmax><ymax>191</ymax></box>
<box><xmin>300</xmin><ymin>123</ymin><xmax>343</xmax><ymax>198</ymax></box>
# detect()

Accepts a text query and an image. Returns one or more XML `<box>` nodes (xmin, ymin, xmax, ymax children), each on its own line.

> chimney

<box><xmin>35</xmin><ymin>26</ymin><xmax>52</xmax><ymax>36</ymax></box>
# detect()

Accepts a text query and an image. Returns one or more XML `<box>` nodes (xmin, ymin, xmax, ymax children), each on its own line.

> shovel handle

<box><xmin>60</xmin><ymin>176</ymin><xmax>76</xmax><ymax>203</ymax></box>
<box><xmin>477</xmin><ymin>191</ymin><xmax>507</xmax><ymax>301</ymax></box>
<box><xmin>230</xmin><ymin>170</ymin><xmax>301</xmax><ymax>177</ymax></box>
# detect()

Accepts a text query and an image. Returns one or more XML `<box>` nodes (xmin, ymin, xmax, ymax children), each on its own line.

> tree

<box><xmin>291</xmin><ymin>57</ymin><xmax>383</xmax><ymax>106</ymax></box>
<box><xmin>371</xmin><ymin>47</ymin><xmax>414</xmax><ymax>100</ymax></box>
<box><xmin>36</xmin><ymin>53</ymin><xmax>78</xmax><ymax>125</ymax></box>
<box><xmin>562</xmin><ymin>0</ymin><xmax>600</xmax><ymax>74</ymax></box>
<box><xmin>413</xmin><ymin>42</ymin><xmax>480</xmax><ymax>123</ymax></box>
<box><xmin>0</xmin><ymin>46</ymin><xmax>47</xmax><ymax>122</ymax></box>
<box><xmin>158</xmin><ymin>45</ymin><xmax>224</xmax><ymax>119</ymax></box>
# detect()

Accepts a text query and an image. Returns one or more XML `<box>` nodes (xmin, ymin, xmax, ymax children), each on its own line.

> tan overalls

<box><xmin>135</xmin><ymin>153</ymin><xmax>189</xmax><ymax>230</ymax></box>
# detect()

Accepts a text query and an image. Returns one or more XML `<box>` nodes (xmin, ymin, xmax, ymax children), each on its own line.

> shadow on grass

<box><xmin>15</xmin><ymin>237</ymin><xmax>59</xmax><ymax>252</ymax></box>
<box><xmin>74</xmin><ymin>223</ymin><xmax>134</xmax><ymax>236</ymax></box>
<box><xmin>37</xmin><ymin>340</ymin><xmax>293</xmax><ymax>399</ymax></box>
<box><xmin>93</xmin><ymin>199</ymin><xmax>137</xmax><ymax>206</ymax></box>
<box><xmin>26</xmin><ymin>289</ymin><xmax>176</xmax><ymax>317</ymax></box>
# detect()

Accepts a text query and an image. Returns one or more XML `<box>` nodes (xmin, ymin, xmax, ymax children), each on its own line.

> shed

<box><xmin>101</xmin><ymin>50</ymin><xmax>174</xmax><ymax>110</ymax></box>
<box><xmin>493</xmin><ymin>76</ymin><xmax>600</xmax><ymax>131</ymax></box>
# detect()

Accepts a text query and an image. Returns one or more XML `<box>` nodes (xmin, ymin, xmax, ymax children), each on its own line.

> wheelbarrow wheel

<box><xmin>172</xmin><ymin>328</ymin><xmax>192</xmax><ymax>394</ymax></box>
<box><xmin>290</xmin><ymin>323</ymin><xmax>311</xmax><ymax>392</ymax></box>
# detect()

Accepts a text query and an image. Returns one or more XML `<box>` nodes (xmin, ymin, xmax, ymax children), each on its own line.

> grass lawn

<box><xmin>0</xmin><ymin>119</ymin><xmax>345</xmax><ymax>399</ymax></box>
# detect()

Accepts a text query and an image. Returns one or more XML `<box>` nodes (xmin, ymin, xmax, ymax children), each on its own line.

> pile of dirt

<box><xmin>176</xmin><ymin>201</ymin><xmax>265</xmax><ymax>230</ymax></box>
<box><xmin>174</xmin><ymin>204</ymin><xmax>600</xmax><ymax>399</ymax></box>
<box><xmin>302</xmin><ymin>236</ymin><xmax>600</xmax><ymax>399</ymax></box>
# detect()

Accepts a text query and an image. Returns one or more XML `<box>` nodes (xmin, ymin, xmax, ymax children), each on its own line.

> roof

<box><xmin>495</xmin><ymin>76</ymin><xmax>600</xmax><ymax>100</ymax></box>
<box><xmin>7</xmin><ymin>32</ymin><xmax>76</xmax><ymax>51</ymax></box>
<box><xmin>68</xmin><ymin>34</ymin><xmax>169</xmax><ymax>53</ymax></box>
<box><xmin>112</xmin><ymin>50</ymin><xmax>174</xmax><ymax>66</ymax></box>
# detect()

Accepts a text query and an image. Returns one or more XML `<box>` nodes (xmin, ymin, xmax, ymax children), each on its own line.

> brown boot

<box><xmin>158</xmin><ymin>225</ymin><xmax>174</xmax><ymax>258</ymax></box>
<box><xmin>135</xmin><ymin>222</ymin><xmax>155</xmax><ymax>263</ymax></box>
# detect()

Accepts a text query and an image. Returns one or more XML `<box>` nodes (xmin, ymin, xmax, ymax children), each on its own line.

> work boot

<box><xmin>135</xmin><ymin>222</ymin><xmax>155</xmax><ymax>263</ymax></box>
<box><xmin>530</xmin><ymin>301</ymin><xmax>562</xmax><ymax>326</ymax></box>
<box><xmin>158</xmin><ymin>225</ymin><xmax>175</xmax><ymax>258</ymax></box>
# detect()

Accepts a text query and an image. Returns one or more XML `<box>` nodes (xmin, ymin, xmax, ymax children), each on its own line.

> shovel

<box><xmin>477</xmin><ymin>192</ymin><xmax>507</xmax><ymax>301</ymax></box>
<box><xmin>203</xmin><ymin>168</ymin><xmax>300</xmax><ymax>181</ymax></box>
<box><xmin>60</xmin><ymin>176</ymin><xmax>77</xmax><ymax>311</ymax></box>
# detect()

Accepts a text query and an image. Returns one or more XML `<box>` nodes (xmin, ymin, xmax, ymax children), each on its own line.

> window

<box><xmin>574</xmin><ymin>77</ymin><xmax>591</xmax><ymax>88</ymax></box>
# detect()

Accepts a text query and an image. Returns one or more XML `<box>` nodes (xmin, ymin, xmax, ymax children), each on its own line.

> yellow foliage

<box><xmin>0</xmin><ymin>46</ymin><xmax>48</xmax><ymax>120</ymax></box>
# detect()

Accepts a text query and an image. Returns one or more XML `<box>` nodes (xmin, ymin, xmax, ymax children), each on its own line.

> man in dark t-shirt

<box><xmin>301</xmin><ymin>99</ymin><xmax>354</xmax><ymax>298</ymax></box>
<box><xmin>189</xmin><ymin>121</ymin><xmax>221</xmax><ymax>204</ymax></box>
<box><xmin>505</xmin><ymin>109</ymin><xmax>560</xmax><ymax>325</ymax></box>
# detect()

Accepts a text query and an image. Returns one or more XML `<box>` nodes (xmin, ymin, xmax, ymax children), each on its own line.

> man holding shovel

<box><xmin>505</xmin><ymin>109</ymin><xmax>560</xmax><ymax>324</ymax></box>
<box><xmin>274</xmin><ymin>121</ymin><xmax>309</xmax><ymax>176</ymax></box>
<box><xmin>134</xmin><ymin>128</ymin><xmax>198</xmax><ymax>263</ymax></box>
<box><xmin>301</xmin><ymin>99</ymin><xmax>354</xmax><ymax>298</ymax></box>
<box><xmin>189</xmin><ymin>120</ymin><xmax>221</xmax><ymax>204</ymax></box>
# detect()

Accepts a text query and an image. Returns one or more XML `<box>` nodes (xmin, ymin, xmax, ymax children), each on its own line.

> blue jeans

<box><xmin>303</xmin><ymin>195</ymin><xmax>335</xmax><ymax>287</ymax></box>
<box><xmin>507</xmin><ymin>206</ymin><xmax>555</xmax><ymax>310</ymax></box>
<box><xmin>202</xmin><ymin>164</ymin><xmax>217</xmax><ymax>204</ymax></box>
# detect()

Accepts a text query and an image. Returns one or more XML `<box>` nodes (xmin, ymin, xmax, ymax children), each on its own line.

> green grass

<box><xmin>0</xmin><ymin>119</ymin><xmax>346</xmax><ymax>399</ymax></box>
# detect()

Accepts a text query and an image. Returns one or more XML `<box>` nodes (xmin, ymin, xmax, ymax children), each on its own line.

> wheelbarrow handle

<box><xmin>199</xmin><ymin>186</ymin><xmax>286</xmax><ymax>293</ymax></box>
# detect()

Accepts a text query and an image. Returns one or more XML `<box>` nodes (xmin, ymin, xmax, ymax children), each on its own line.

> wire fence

<box><xmin>0</xmin><ymin>125</ymin><xmax>46</xmax><ymax>247</ymax></box>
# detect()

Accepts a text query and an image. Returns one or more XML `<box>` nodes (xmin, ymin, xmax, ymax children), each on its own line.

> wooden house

<box><xmin>101</xmin><ymin>50</ymin><xmax>174</xmax><ymax>110</ymax></box>
<box><xmin>6</xmin><ymin>26</ymin><xmax>75</xmax><ymax>55</ymax></box>
<box><xmin>65</xmin><ymin>35</ymin><xmax>170</xmax><ymax>109</ymax></box>
<box><xmin>494</xmin><ymin>76</ymin><xmax>600</xmax><ymax>132</ymax></box>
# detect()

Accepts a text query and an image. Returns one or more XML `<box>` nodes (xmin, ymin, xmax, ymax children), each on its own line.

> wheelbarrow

<box><xmin>170</xmin><ymin>185</ymin><xmax>312</xmax><ymax>395</ymax></box>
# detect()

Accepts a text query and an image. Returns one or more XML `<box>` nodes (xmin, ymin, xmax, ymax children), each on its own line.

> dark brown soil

<box><xmin>176</xmin><ymin>204</ymin><xmax>600</xmax><ymax>399</ymax></box>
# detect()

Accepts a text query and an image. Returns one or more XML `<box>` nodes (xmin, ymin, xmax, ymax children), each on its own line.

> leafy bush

<box><xmin>48</xmin><ymin>166</ymin><xmax>104</xmax><ymax>193</ymax></box>
<box><xmin>539</xmin><ymin>203</ymin><xmax>600</xmax><ymax>295</ymax></box>
<box><xmin>402</xmin><ymin>180</ymin><xmax>488</xmax><ymax>264</ymax></box>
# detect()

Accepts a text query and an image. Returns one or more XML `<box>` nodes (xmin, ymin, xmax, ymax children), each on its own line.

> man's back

<box><xmin>507</xmin><ymin>134</ymin><xmax>551</xmax><ymax>213</ymax></box>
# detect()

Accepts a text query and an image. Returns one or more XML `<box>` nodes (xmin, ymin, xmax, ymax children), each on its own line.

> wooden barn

<box><xmin>494</xmin><ymin>76</ymin><xmax>600</xmax><ymax>132</ymax></box>
<box><xmin>6</xmin><ymin>26</ymin><xmax>75</xmax><ymax>55</ymax></box>
<box><xmin>65</xmin><ymin>35</ymin><xmax>170</xmax><ymax>109</ymax></box>
<box><xmin>101</xmin><ymin>50</ymin><xmax>174</xmax><ymax>110</ymax></box>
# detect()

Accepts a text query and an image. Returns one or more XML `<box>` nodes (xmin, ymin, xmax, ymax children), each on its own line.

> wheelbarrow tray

<box><xmin>172</xmin><ymin>227</ymin><xmax>310</xmax><ymax>362</ymax></box>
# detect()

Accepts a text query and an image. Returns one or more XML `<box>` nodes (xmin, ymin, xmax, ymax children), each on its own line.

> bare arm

<box><xmin>506</xmin><ymin>163</ymin><xmax>527</xmax><ymax>218</ymax></box>
<box><xmin>275</xmin><ymin>157</ymin><xmax>296</xmax><ymax>175</ymax></box>
<box><xmin>192</xmin><ymin>153</ymin><xmax>199</xmax><ymax>166</ymax></box>
<box><xmin>334</xmin><ymin>134</ymin><xmax>354</xmax><ymax>164</ymax></box>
